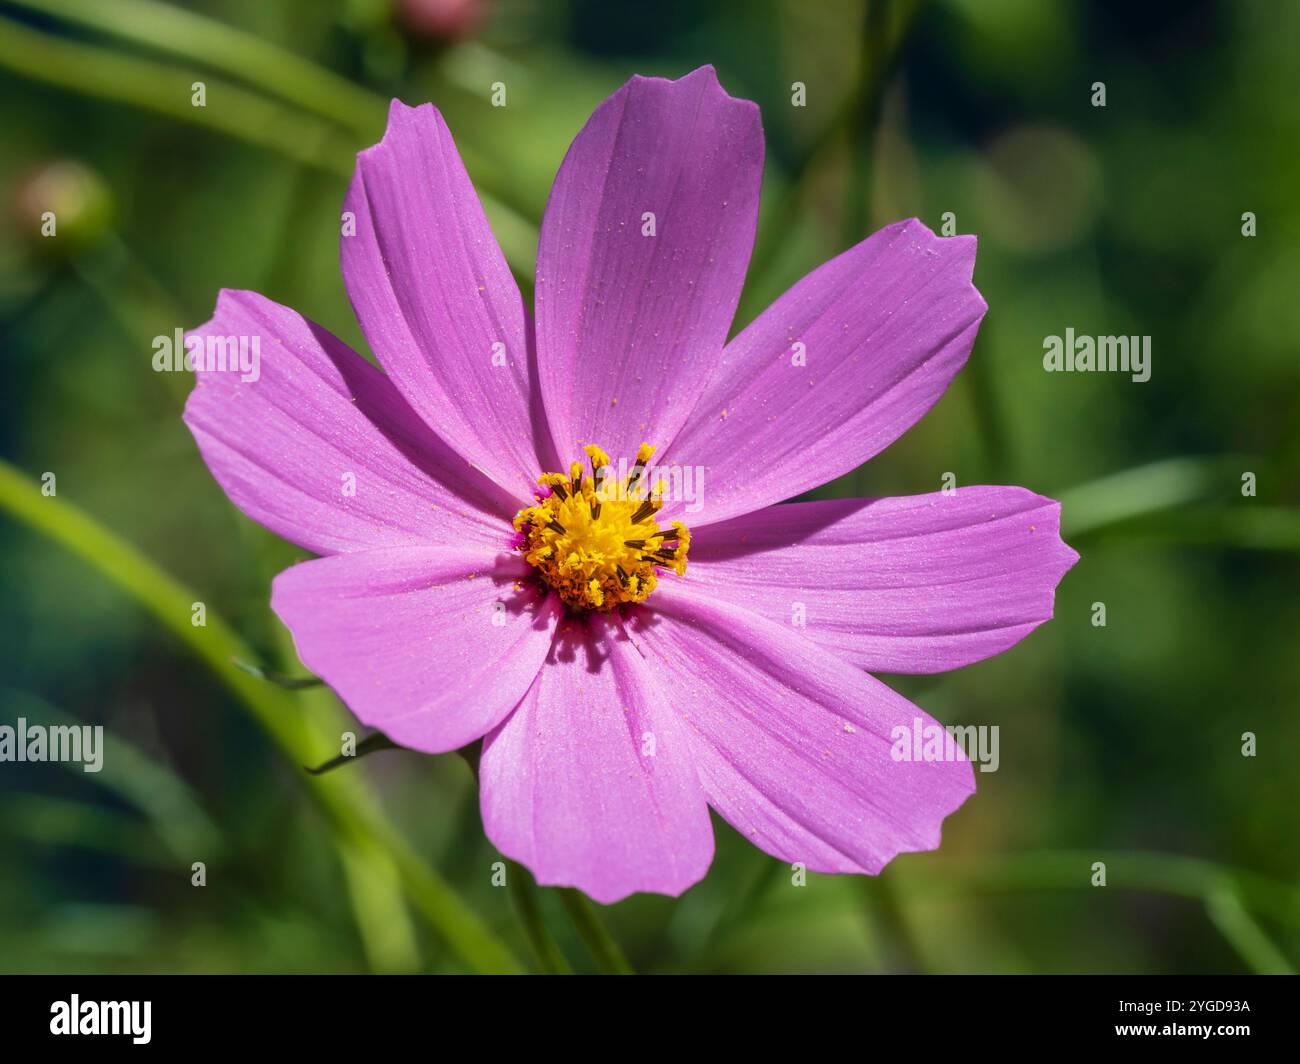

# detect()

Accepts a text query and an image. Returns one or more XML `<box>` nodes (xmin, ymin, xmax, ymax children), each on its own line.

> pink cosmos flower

<box><xmin>185</xmin><ymin>67</ymin><xmax>1077</xmax><ymax>903</ymax></box>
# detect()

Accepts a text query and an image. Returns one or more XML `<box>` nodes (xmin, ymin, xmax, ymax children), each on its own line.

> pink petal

<box><xmin>629</xmin><ymin>583</ymin><xmax>975</xmax><ymax>874</ymax></box>
<box><xmin>688</xmin><ymin>487</ymin><xmax>1078</xmax><ymax>673</ymax></box>
<box><xmin>535</xmin><ymin>66</ymin><xmax>763</xmax><ymax>464</ymax></box>
<box><xmin>479</xmin><ymin>613</ymin><xmax>713</xmax><ymax>903</ymax></box>
<box><xmin>343</xmin><ymin>100</ymin><xmax>550</xmax><ymax>500</ymax></box>
<box><xmin>663</xmin><ymin>219</ymin><xmax>987</xmax><ymax>527</ymax></box>
<box><xmin>271</xmin><ymin>547</ymin><xmax>560</xmax><ymax>753</ymax></box>
<box><xmin>184</xmin><ymin>290</ymin><xmax>512</xmax><ymax>555</ymax></box>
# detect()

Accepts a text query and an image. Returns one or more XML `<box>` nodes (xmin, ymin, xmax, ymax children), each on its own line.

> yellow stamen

<box><xmin>513</xmin><ymin>442</ymin><xmax>690</xmax><ymax>612</ymax></box>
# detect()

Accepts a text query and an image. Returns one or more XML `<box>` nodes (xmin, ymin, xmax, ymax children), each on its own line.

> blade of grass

<box><xmin>1057</xmin><ymin>456</ymin><xmax>1241</xmax><ymax>538</ymax></box>
<box><xmin>745</xmin><ymin>0</ymin><xmax>927</xmax><ymax>296</ymax></box>
<box><xmin>0</xmin><ymin>14</ymin><xmax>354</xmax><ymax>171</ymax></box>
<box><xmin>1086</xmin><ymin>505</ymin><xmax>1300</xmax><ymax>551</ymax></box>
<box><xmin>8</xmin><ymin>0</ymin><xmax>381</xmax><ymax>134</ymax></box>
<box><xmin>842</xmin><ymin>0</ymin><xmax>894</xmax><ymax>245</ymax></box>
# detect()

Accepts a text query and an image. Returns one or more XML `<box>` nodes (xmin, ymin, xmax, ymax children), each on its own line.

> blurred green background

<box><xmin>1</xmin><ymin>0</ymin><xmax>1297</xmax><ymax>974</ymax></box>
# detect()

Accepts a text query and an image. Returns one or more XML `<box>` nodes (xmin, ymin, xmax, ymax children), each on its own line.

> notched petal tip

<box><xmin>209</xmin><ymin>286</ymin><xmax>258</xmax><ymax>319</ymax></box>
<box><xmin>355</xmin><ymin>98</ymin><xmax>447</xmax><ymax>167</ymax></box>
<box><xmin>186</xmin><ymin>286</ymin><xmax>236</xmax><ymax>336</ymax></box>
<box><xmin>1026</xmin><ymin>492</ymin><xmax>1082</xmax><ymax>575</ymax></box>
<box><xmin>993</xmin><ymin>487</ymin><xmax>1081</xmax><ymax>582</ymax></box>
<box><xmin>892</xmin><ymin>216</ymin><xmax>979</xmax><ymax>270</ymax></box>
<box><xmin>1062</xmin><ymin>539</ymin><xmax>1082</xmax><ymax>572</ymax></box>
<box><xmin>897</xmin><ymin>217</ymin><xmax>987</xmax><ymax>320</ymax></box>
<box><xmin>680</xmin><ymin>62</ymin><xmax>751</xmax><ymax>107</ymax></box>
<box><xmin>527</xmin><ymin>862</ymin><xmax>710</xmax><ymax>906</ymax></box>
<box><xmin>181</xmin><ymin>287</ymin><xmax>257</xmax><ymax>396</ymax></box>
<box><xmin>867</xmin><ymin>724</ymin><xmax>977</xmax><ymax>872</ymax></box>
<box><xmin>912</xmin><ymin>765</ymin><xmax>977</xmax><ymax>858</ymax></box>
<box><xmin>614</xmin><ymin>63</ymin><xmax>760</xmax><ymax>123</ymax></box>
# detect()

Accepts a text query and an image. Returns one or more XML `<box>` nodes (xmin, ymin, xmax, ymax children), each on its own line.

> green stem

<box><xmin>558</xmin><ymin>890</ymin><xmax>634</xmax><ymax>974</ymax></box>
<box><xmin>743</xmin><ymin>0</ymin><xmax>926</xmax><ymax>311</ymax></box>
<box><xmin>0</xmin><ymin>458</ymin><xmax>525</xmax><ymax>974</ymax></box>
<box><xmin>842</xmin><ymin>0</ymin><xmax>893</xmax><ymax>246</ymax></box>
<box><xmin>8</xmin><ymin>0</ymin><xmax>382</xmax><ymax>134</ymax></box>
<box><xmin>1056</xmin><ymin>456</ymin><xmax>1300</xmax><ymax>549</ymax></box>
<box><xmin>743</xmin><ymin>93</ymin><xmax>855</xmax><ymax>297</ymax></box>
<box><xmin>335</xmin><ymin>832</ymin><xmax>422</xmax><ymax>974</ymax></box>
<box><xmin>0</xmin><ymin>13</ymin><xmax>355</xmax><ymax>173</ymax></box>
<box><xmin>507</xmin><ymin>862</ymin><xmax>572</xmax><ymax>974</ymax></box>
<box><xmin>306</xmin><ymin>733</ymin><xmax>399</xmax><ymax>776</ymax></box>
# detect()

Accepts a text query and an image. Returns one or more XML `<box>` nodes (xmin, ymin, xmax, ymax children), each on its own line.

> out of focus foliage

<box><xmin>1</xmin><ymin>0</ymin><xmax>1297</xmax><ymax>973</ymax></box>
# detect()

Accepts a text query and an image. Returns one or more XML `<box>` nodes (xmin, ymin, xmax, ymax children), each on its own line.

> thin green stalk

<box><xmin>9</xmin><ymin>0</ymin><xmax>542</xmax><ymax>225</ymax></box>
<box><xmin>743</xmin><ymin>92</ymin><xmax>855</xmax><ymax>294</ymax></box>
<box><xmin>558</xmin><ymin>889</ymin><xmax>634</xmax><ymax>975</ymax></box>
<box><xmin>961</xmin><ymin>317</ymin><xmax>1013</xmax><ymax>480</ymax></box>
<box><xmin>0</xmin><ymin>14</ymin><xmax>354</xmax><ymax>172</ymax></box>
<box><xmin>743</xmin><ymin>0</ymin><xmax>926</xmax><ymax>305</ymax></box>
<box><xmin>1058</xmin><ymin>456</ymin><xmax>1300</xmax><ymax>549</ymax></box>
<box><xmin>507</xmin><ymin>862</ymin><xmax>572</xmax><ymax>974</ymax></box>
<box><xmin>335</xmin><ymin>831</ymin><xmax>421</xmax><ymax>975</ymax></box>
<box><xmin>842</xmin><ymin>0</ymin><xmax>893</xmax><ymax>245</ymax></box>
<box><xmin>275</xmin><ymin>625</ymin><xmax>419</xmax><ymax>973</ymax></box>
<box><xmin>0</xmin><ymin>458</ymin><xmax>524</xmax><ymax>974</ymax></box>
<box><xmin>8</xmin><ymin>0</ymin><xmax>382</xmax><ymax>134</ymax></box>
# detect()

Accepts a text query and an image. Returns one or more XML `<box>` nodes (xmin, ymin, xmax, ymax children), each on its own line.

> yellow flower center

<box><xmin>513</xmin><ymin>443</ymin><xmax>690</xmax><ymax>612</ymax></box>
